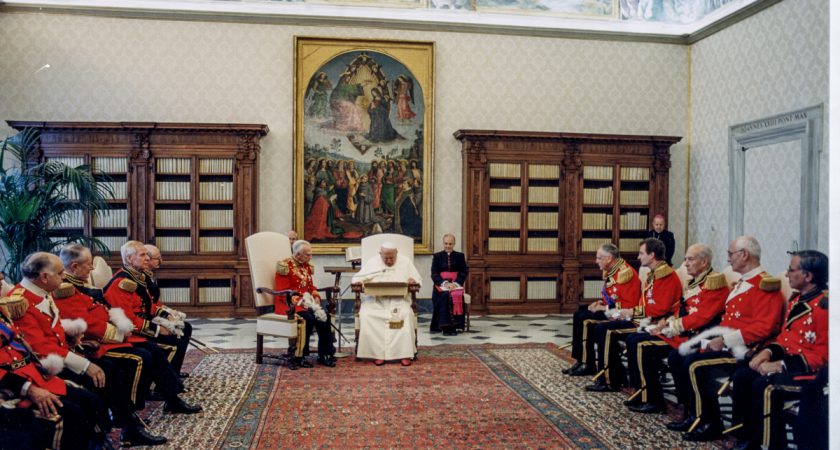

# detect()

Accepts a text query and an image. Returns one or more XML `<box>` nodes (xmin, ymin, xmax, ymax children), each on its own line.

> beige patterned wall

<box><xmin>689</xmin><ymin>0</ymin><xmax>828</xmax><ymax>270</ymax></box>
<box><xmin>0</xmin><ymin>12</ymin><xmax>689</xmax><ymax>293</ymax></box>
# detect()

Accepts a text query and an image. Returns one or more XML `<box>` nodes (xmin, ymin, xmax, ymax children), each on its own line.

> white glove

<box><xmin>301</xmin><ymin>292</ymin><xmax>328</xmax><ymax>322</ymax></box>
<box><xmin>152</xmin><ymin>316</ymin><xmax>184</xmax><ymax>338</ymax></box>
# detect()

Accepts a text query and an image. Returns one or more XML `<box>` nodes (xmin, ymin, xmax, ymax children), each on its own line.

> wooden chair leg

<box><xmin>256</xmin><ymin>334</ymin><xmax>264</xmax><ymax>364</ymax></box>
<box><xmin>465</xmin><ymin>304</ymin><xmax>471</xmax><ymax>332</ymax></box>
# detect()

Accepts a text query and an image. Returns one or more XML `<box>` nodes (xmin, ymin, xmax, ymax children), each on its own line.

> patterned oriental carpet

<box><xmin>139</xmin><ymin>344</ymin><xmax>721</xmax><ymax>449</ymax></box>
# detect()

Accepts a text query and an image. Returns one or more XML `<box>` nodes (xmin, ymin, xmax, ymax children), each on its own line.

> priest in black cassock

<box><xmin>430</xmin><ymin>234</ymin><xmax>469</xmax><ymax>336</ymax></box>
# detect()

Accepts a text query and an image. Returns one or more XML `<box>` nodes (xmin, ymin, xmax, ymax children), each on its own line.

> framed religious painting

<box><xmin>293</xmin><ymin>37</ymin><xmax>434</xmax><ymax>254</ymax></box>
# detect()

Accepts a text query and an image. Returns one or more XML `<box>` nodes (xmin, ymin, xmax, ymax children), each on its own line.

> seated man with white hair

<box><xmin>352</xmin><ymin>242</ymin><xmax>422</xmax><ymax>367</ymax></box>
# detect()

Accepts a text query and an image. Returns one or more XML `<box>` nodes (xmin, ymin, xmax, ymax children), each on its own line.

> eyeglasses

<box><xmin>727</xmin><ymin>249</ymin><xmax>745</xmax><ymax>257</ymax></box>
<box><xmin>787</xmin><ymin>267</ymin><xmax>801</xmax><ymax>273</ymax></box>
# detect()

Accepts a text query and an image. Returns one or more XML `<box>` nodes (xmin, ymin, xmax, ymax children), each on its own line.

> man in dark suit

<box><xmin>645</xmin><ymin>214</ymin><xmax>676</xmax><ymax>266</ymax></box>
<box><xmin>430</xmin><ymin>234</ymin><xmax>468</xmax><ymax>336</ymax></box>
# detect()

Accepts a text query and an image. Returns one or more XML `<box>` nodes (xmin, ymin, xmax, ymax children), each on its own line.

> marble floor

<box><xmin>189</xmin><ymin>313</ymin><xmax>574</xmax><ymax>351</ymax></box>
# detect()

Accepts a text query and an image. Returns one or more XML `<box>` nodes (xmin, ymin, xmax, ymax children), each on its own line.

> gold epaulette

<box><xmin>0</xmin><ymin>292</ymin><xmax>28</xmax><ymax>320</ymax></box>
<box><xmin>276</xmin><ymin>258</ymin><xmax>291</xmax><ymax>276</ymax></box>
<box><xmin>653</xmin><ymin>263</ymin><xmax>675</xmax><ymax>280</ymax></box>
<box><xmin>53</xmin><ymin>282</ymin><xmax>76</xmax><ymax>299</ymax></box>
<box><xmin>118</xmin><ymin>279</ymin><xmax>138</xmax><ymax>293</ymax></box>
<box><xmin>702</xmin><ymin>272</ymin><xmax>727</xmax><ymax>291</ymax></box>
<box><xmin>616</xmin><ymin>265</ymin><xmax>634</xmax><ymax>285</ymax></box>
<box><xmin>758</xmin><ymin>273</ymin><xmax>781</xmax><ymax>292</ymax></box>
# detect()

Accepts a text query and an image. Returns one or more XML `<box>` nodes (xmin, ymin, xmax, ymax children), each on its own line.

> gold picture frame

<box><xmin>294</xmin><ymin>37</ymin><xmax>434</xmax><ymax>255</ymax></box>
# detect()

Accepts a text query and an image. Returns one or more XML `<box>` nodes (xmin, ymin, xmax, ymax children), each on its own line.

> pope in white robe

<box><xmin>352</xmin><ymin>243</ymin><xmax>422</xmax><ymax>365</ymax></box>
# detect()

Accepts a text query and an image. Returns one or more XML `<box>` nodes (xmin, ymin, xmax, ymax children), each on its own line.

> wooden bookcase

<box><xmin>455</xmin><ymin>130</ymin><xmax>680</xmax><ymax>314</ymax></box>
<box><xmin>8</xmin><ymin>121</ymin><xmax>268</xmax><ymax>317</ymax></box>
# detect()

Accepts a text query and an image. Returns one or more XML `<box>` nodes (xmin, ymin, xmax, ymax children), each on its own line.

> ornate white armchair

<box><xmin>721</xmin><ymin>265</ymin><xmax>741</xmax><ymax>288</ymax></box>
<box><xmin>351</xmin><ymin>234</ymin><xmax>420</xmax><ymax>353</ymax></box>
<box><xmin>244</xmin><ymin>231</ymin><xmax>301</xmax><ymax>365</ymax></box>
<box><xmin>89</xmin><ymin>255</ymin><xmax>113</xmax><ymax>288</ymax></box>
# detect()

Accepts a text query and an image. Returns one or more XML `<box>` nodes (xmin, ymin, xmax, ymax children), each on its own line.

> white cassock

<box><xmin>352</xmin><ymin>254</ymin><xmax>422</xmax><ymax>360</ymax></box>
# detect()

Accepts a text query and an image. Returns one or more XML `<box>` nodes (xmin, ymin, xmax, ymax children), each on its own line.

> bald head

<box><xmin>21</xmin><ymin>252</ymin><xmax>64</xmax><ymax>291</ymax></box>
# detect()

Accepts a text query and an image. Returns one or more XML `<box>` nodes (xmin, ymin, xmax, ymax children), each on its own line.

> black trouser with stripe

<box><xmin>625</xmin><ymin>332</ymin><xmax>673</xmax><ymax>404</ymax></box>
<box><xmin>149</xmin><ymin>321</ymin><xmax>193</xmax><ymax>373</ymax></box>
<box><xmin>592</xmin><ymin>320</ymin><xmax>636</xmax><ymax>388</ymax></box>
<box><xmin>0</xmin><ymin>394</ymin><xmax>100</xmax><ymax>450</ymax></box>
<box><xmin>732</xmin><ymin>367</ymin><xmax>809</xmax><ymax>449</ymax></box>
<box><xmin>102</xmin><ymin>346</ymin><xmax>155</xmax><ymax>409</ymax></box>
<box><xmin>794</xmin><ymin>367</ymin><xmax>827</xmax><ymax>449</ymax></box>
<box><xmin>298</xmin><ymin>310</ymin><xmax>335</xmax><ymax>358</ymax></box>
<box><xmin>671</xmin><ymin>350</ymin><xmax>743</xmax><ymax>426</ymax></box>
<box><xmin>133</xmin><ymin>341</ymin><xmax>185</xmax><ymax>400</ymax></box>
<box><xmin>570</xmin><ymin>306</ymin><xmax>606</xmax><ymax>367</ymax></box>
<box><xmin>59</xmin><ymin>357</ymin><xmax>123</xmax><ymax>429</ymax></box>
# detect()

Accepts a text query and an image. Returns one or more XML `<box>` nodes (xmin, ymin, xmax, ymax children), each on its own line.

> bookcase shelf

<box><xmin>456</xmin><ymin>129</ymin><xmax>678</xmax><ymax>314</ymax></box>
<box><xmin>10</xmin><ymin>121</ymin><xmax>268</xmax><ymax>317</ymax></box>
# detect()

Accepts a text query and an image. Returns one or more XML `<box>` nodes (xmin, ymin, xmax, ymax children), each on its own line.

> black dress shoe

<box><xmin>665</xmin><ymin>414</ymin><xmax>696</xmax><ymax>432</ymax></box>
<box><xmin>628</xmin><ymin>402</ymin><xmax>665</xmax><ymax>414</ymax></box>
<box><xmin>317</xmin><ymin>356</ymin><xmax>336</xmax><ymax>367</ymax></box>
<box><xmin>163</xmin><ymin>397</ymin><xmax>203</xmax><ymax>414</ymax></box>
<box><xmin>568</xmin><ymin>365</ymin><xmax>595</xmax><ymax>376</ymax></box>
<box><xmin>299</xmin><ymin>358</ymin><xmax>314</xmax><ymax>368</ymax></box>
<box><xmin>146</xmin><ymin>391</ymin><xmax>165</xmax><ymax>402</ymax></box>
<box><xmin>179</xmin><ymin>372</ymin><xmax>190</xmax><ymax>379</ymax></box>
<box><xmin>585</xmin><ymin>382</ymin><xmax>619</xmax><ymax>392</ymax></box>
<box><xmin>682</xmin><ymin>421</ymin><xmax>722</xmax><ymax>442</ymax></box>
<box><xmin>562</xmin><ymin>362</ymin><xmax>582</xmax><ymax>375</ymax></box>
<box><xmin>443</xmin><ymin>330</ymin><xmax>457</xmax><ymax>336</ymax></box>
<box><xmin>122</xmin><ymin>425</ymin><xmax>168</xmax><ymax>447</ymax></box>
<box><xmin>731</xmin><ymin>440</ymin><xmax>758</xmax><ymax>450</ymax></box>
<box><xmin>623</xmin><ymin>396</ymin><xmax>642</xmax><ymax>407</ymax></box>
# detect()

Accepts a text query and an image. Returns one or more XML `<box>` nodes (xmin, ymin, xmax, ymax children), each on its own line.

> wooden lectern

<box><xmin>360</xmin><ymin>281</ymin><xmax>408</xmax><ymax>297</ymax></box>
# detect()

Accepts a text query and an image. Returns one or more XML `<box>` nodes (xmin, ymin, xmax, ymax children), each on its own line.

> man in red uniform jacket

<box><xmin>102</xmin><ymin>243</ymin><xmax>202</xmax><ymax>414</ymax></box>
<box><xmin>275</xmin><ymin>240</ymin><xmax>335</xmax><ymax>369</ymax></box>
<box><xmin>586</xmin><ymin>237</ymin><xmax>682</xmax><ymax>392</ymax></box>
<box><xmin>59</xmin><ymin>244</ymin><xmax>193</xmax><ymax>445</ymax></box>
<box><xmin>104</xmin><ymin>241</ymin><xmax>191</xmax><ymax>377</ymax></box>
<box><xmin>624</xmin><ymin>243</ymin><xmax>729</xmax><ymax>415</ymax></box>
<box><xmin>729</xmin><ymin>250</ymin><xmax>828</xmax><ymax>450</ymax></box>
<box><xmin>674</xmin><ymin>236</ymin><xmax>785</xmax><ymax>442</ymax></box>
<box><xmin>0</xmin><ymin>295</ymin><xmax>107</xmax><ymax>450</ymax></box>
<box><xmin>565</xmin><ymin>243</ymin><xmax>640</xmax><ymax>376</ymax></box>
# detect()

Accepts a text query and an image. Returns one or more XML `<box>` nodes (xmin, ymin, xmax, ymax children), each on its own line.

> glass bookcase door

<box><xmin>487</xmin><ymin>162</ymin><xmax>522</xmax><ymax>253</ymax></box>
<box><xmin>197</xmin><ymin>158</ymin><xmax>235</xmax><ymax>254</ymax></box>
<box><xmin>154</xmin><ymin>157</ymin><xmax>193</xmax><ymax>254</ymax></box>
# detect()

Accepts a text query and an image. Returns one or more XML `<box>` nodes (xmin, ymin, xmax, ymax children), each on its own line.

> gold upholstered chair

<box><xmin>350</xmin><ymin>233</ymin><xmax>420</xmax><ymax>353</ymax></box>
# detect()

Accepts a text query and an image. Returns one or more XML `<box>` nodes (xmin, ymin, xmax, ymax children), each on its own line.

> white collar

<box><xmin>738</xmin><ymin>266</ymin><xmax>765</xmax><ymax>283</ymax></box>
<box><xmin>20</xmin><ymin>278</ymin><xmax>49</xmax><ymax>298</ymax></box>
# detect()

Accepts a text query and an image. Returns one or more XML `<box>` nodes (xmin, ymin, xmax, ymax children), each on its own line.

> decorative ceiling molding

<box><xmin>0</xmin><ymin>0</ymin><xmax>783</xmax><ymax>44</ymax></box>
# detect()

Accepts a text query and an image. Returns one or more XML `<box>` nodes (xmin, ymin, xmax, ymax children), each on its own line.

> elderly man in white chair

<box><xmin>352</xmin><ymin>242</ymin><xmax>422</xmax><ymax>367</ymax></box>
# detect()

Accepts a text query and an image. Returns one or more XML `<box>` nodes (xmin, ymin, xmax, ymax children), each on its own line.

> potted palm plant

<box><xmin>0</xmin><ymin>127</ymin><xmax>113</xmax><ymax>282</ymax></box>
